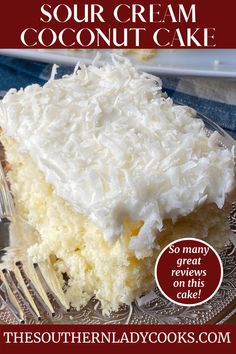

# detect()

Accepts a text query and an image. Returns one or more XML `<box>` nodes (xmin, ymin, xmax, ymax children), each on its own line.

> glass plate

<box><xmin>0</xmin><ymin>111</ymin><xmax>236</xmax><ymax>324</ymax></box>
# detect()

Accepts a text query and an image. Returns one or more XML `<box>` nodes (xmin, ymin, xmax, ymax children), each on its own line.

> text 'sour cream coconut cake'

<box><xmin>0</xmin><ymin>57</ymin><xmax>235</xmax><ymax>311</ymax></box>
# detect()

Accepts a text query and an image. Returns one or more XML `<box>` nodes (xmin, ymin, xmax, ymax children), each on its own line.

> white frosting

<box><xmin>0</xmin><ymin>57</ymin><xmax>235</xmax><ymax>258</ymax></box>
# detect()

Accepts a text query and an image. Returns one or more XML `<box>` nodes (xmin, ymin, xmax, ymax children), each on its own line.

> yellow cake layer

<box><xmin>1</xmin><ymin>134</ymin><xmax>234</xmax><ymax>312</ymax></box>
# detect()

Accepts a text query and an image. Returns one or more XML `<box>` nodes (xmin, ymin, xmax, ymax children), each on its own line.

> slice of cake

<box><xmin>0</xmin><ymin>57</ymin><xmax>235</xmax><ymax>312</ymax></box>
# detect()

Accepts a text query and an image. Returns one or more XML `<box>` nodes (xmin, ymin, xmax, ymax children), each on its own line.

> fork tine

<box><xmin>0</xmin><ymin>283</ymin><xmax>24</xmax><ymax>323</ymax></box>
<box><xmin>0</xmin><ymin>269</ymin><xmax>24</xmax><ymax>322</ymax></box>
<box><xmin>0</xmin><ymin>183</ymin><xmax>10</xmax><ymax>218</ymax></box>
<box><xmin>0</xmin><ymin>163</ymin><xmax>13</xmax><ymax>219</ymax></box>
<box><xmin>14</xmin><ymin>264</ymin><xmax>42</xmax><ymax>320</ymax></box>
<box><xmin>16</xmin><ymin>260</ymin><xmax>55</xmax><ymax>316</ymax></box>
<box><xmin>34</xmin><ymin>261</ymin><xmax>70</xmax><ymax>311</ymax></box>
<box><xmin>1</xmin><ymin>268</ymin><xmax>41</xmax><ymax>321</ymax></box>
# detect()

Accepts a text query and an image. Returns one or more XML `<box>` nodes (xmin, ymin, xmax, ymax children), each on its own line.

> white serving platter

<box><xmin>0</xmin><ymin>49</ymin><xmax>236</xmax><ymax>78</ymax></box>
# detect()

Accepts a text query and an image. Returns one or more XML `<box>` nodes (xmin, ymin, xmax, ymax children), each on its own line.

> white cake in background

<box><xmin>0</xmin><ymin>57</ymin><xmax>235</xmax><ymax>311</ymax></box>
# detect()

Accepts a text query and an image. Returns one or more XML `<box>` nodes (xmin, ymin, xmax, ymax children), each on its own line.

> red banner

<box><xmin>0</xmin><ymin>0</ymin><xmax>235</xmax><ymax>48</ymax></box>
<box><xmin>0</xmin><ymin>325</ymin><xmax>235</xmax><ymax>354</ymax></box>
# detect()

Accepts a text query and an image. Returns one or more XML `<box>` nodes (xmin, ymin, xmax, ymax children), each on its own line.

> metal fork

<box><xmin>0</xmin><ymin>162</ymin><xmax>70</xmax><ymax>323</ymax></box>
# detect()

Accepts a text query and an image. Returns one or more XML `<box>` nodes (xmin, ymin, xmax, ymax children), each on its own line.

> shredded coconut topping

<box><xmin>0</xmin><ymin>58</ymin><xmax>235</xmax><ymax>258</ymax></box>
